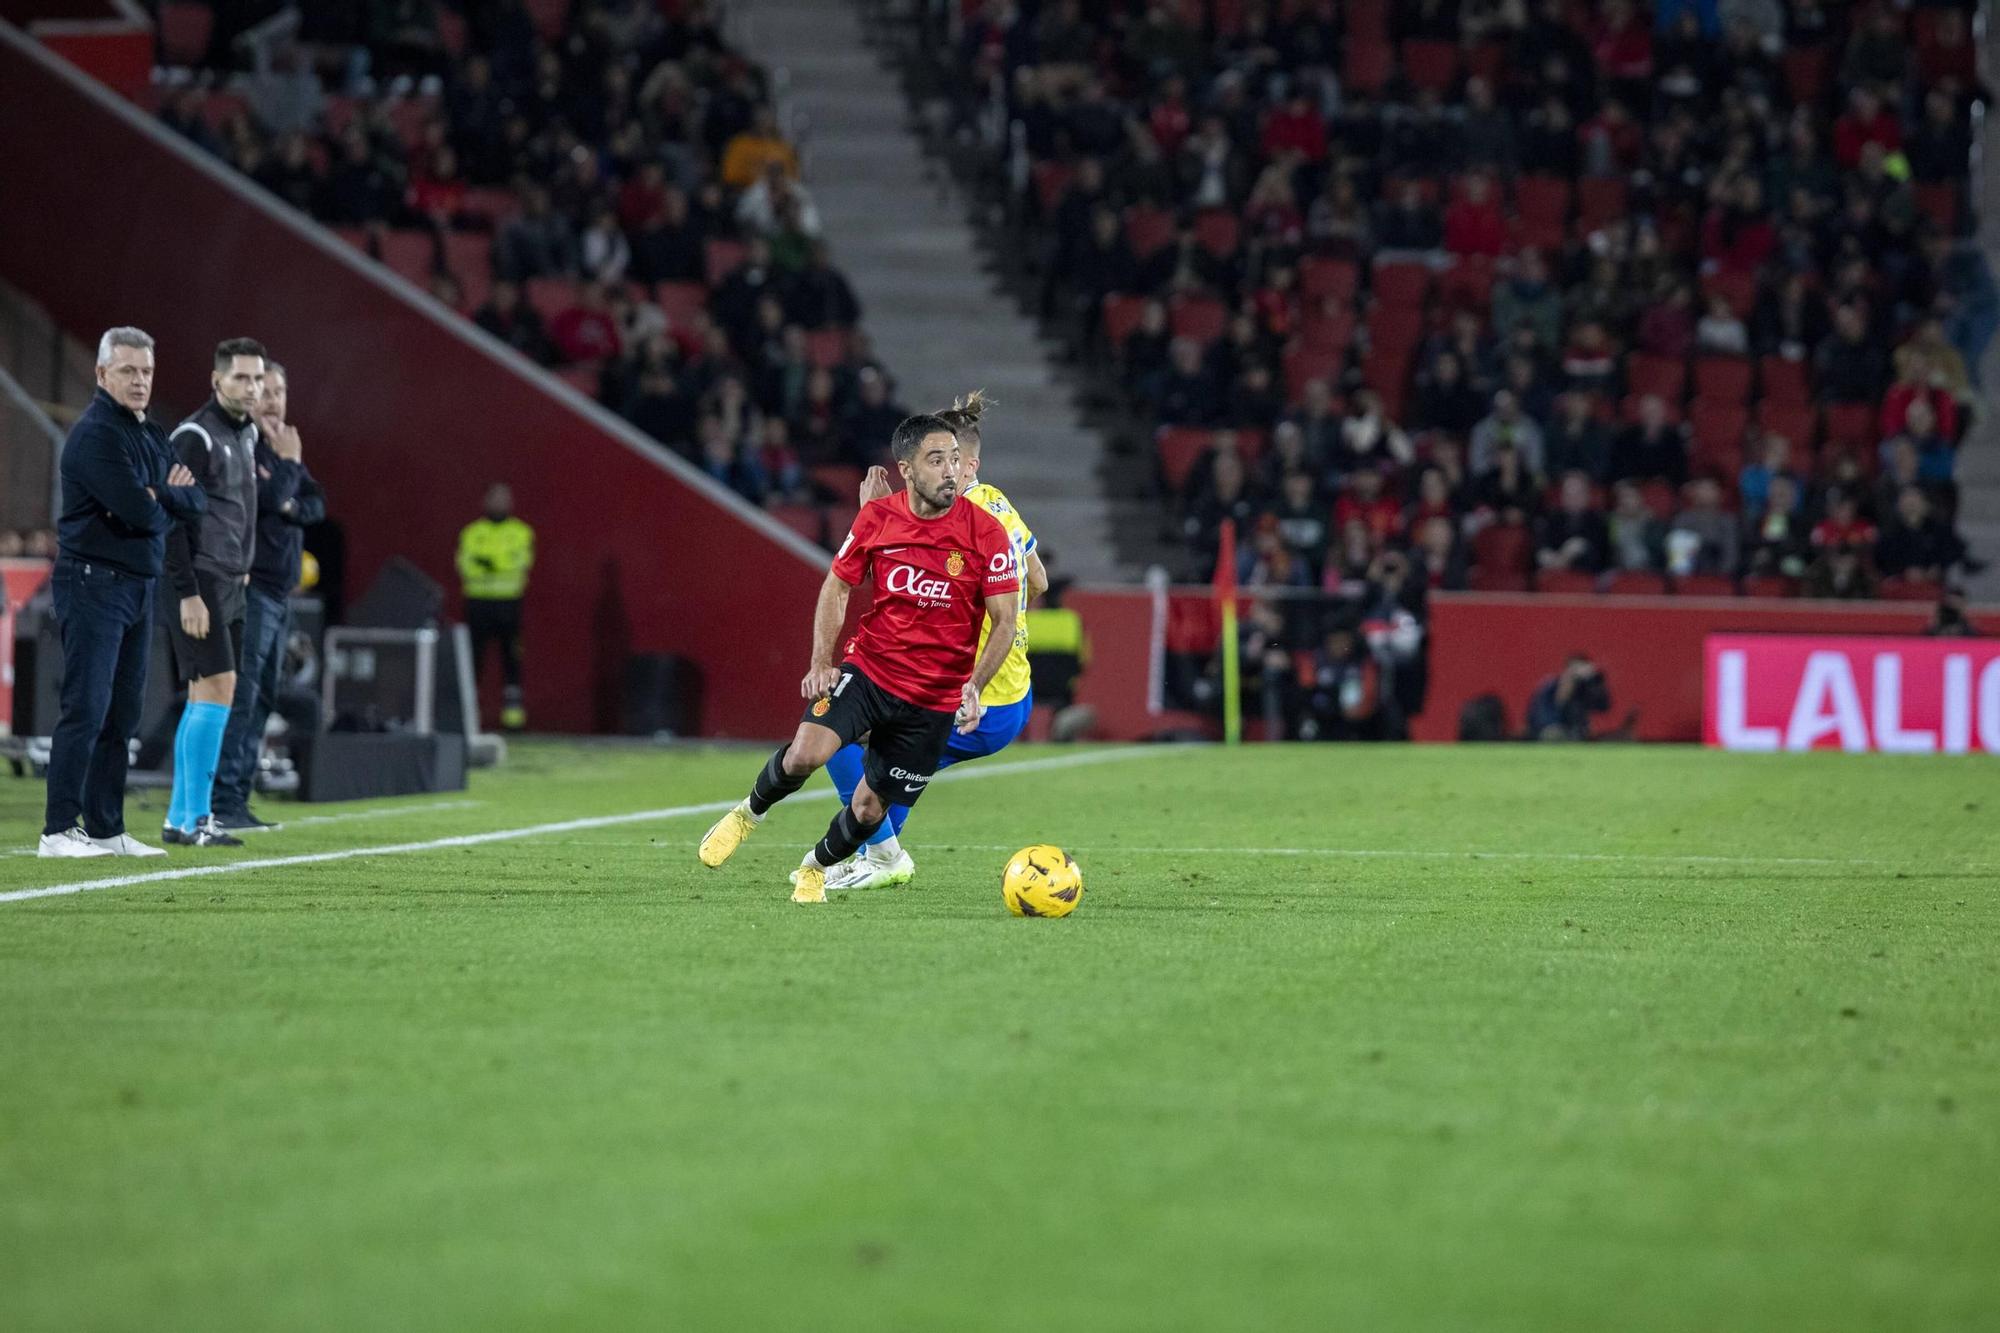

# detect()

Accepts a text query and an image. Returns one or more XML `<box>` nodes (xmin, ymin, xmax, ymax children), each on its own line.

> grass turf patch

<box><xmin>2</xmin><ymin>742</ymin><xmax>1996</xmax><ymax>1331</ymax></box>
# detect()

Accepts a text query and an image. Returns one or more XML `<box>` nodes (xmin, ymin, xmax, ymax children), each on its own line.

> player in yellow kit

<box><xmin>823</xmin><ymin>391</ymin><xmax>1047</xmax><ymax>891</ymax></box>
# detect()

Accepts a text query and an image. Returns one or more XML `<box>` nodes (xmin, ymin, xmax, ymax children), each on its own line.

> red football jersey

<box><xmin>831</xmin><ymin>491</ymin><xmax>1021</xmax><ymax>710</ymax></box>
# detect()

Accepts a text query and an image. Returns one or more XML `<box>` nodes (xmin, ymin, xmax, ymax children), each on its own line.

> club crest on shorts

<box><xmin>946</xmin><ymin>550</ymin><xmax>965</xmax><ymax>576</ymax></box>
<box><xmin>812</xmin><ymin>697</ymin><xmax>830</xmax><ymax>716</ymax></box>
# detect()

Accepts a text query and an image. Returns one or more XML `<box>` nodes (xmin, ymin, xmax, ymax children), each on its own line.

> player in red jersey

<box><xmin>697</xmin><ymin>413</ymin><xmax>1020</xmax><ymax>903</ymax></box>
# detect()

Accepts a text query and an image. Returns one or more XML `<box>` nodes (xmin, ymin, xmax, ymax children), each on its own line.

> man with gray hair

<box><xmin>37</xmin><ymin>328</ymin><xmax>206</xmax><ymax>858</ymax></box>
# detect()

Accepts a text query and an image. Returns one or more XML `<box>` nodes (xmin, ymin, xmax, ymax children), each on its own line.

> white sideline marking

<box><xmin>934</xmin><ymin>844</ymin><xmax>1964</xmax><ymax>869</ymax></box>
<box><xmin>0</xmin><ymin>747</ymin><xmax>1189</xmax><ymax>905</ymax></box>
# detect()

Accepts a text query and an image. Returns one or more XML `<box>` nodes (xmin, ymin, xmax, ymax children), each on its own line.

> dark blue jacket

<box><xmin>249</xmin><ymin>438</ymin><xmax>327</xmax><ymax>598</ymax></box>
<box><xmin>56</xmin><ymin>389</ymin><xmax>207</xmax><ymax>579</ymax></box>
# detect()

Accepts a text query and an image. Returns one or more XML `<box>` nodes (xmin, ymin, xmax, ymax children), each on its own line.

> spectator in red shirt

<box><xmin>1917</xmin><ymin>9</ymin><xmax>1978</xmax><ymax>87</ymax></box>
<box><xmin>1148</xmin><ymin>75</ymin><xmax>1193</xmax><ymax>157</ymax></box>
<box><xmin>1811</xmin><ymin>491</ymin><xmax>1878</xmax><ymax>553</ymax></box>
<box><xmin>1260</xmin><ymin>93</ymin><xmax>1328</xmax><ymax>166</ymax></box>
<box><xmin>1333</xmin><ymin>468</ymin><xmax>1402</xmax><ymax>547</ymax></box>
<box><xmin>1702</xmin><ymin>176</ymin><xmax>1776</xmax><ymax>275</ymax></box>
<box><xmin>1590</xmin><ymin>0</ymin><xmax>1654</xmax><ymax>82</ymax></box>
<box><xmin>1578</xmin><ymin>99</ymin><xmax>1645</xmax><ymax>175</ymax></box>
<box><xmin>1444</xmin><ymin>174</ymin><xmax>1508</xmax><ymax>258</ymax></box>
<box><xmin>1833</xmin><ymin>87</ymin><xmax>1902</xmax><ymax>171</ymax></box>
<box><xmin>1880</xmin><ymin>349</ymin><xmax>1960</xmax><ymax>442</ymax></box>
<box><xmin>617</xmin><ymin>160</ymin><xmax>671</xmax><ymax>232</ymax></box>
<box><xmin>406</xmin><ymin>146</ymin><xmax>466</xmax><ymax>229</ymax></box>
<box><xmin>549</xmin><ymin>281</ymin><xmax>624</xmax><ymax>365</ymax></box>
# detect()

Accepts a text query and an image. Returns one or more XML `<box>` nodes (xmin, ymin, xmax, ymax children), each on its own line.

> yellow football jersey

<box><xmin>965</xmin><ymin>481</ymin><xmax>1035</xmax><ymax>706</ymax></box>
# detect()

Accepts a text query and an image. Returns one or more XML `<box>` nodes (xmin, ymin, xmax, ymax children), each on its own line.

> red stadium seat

<box><xmin>158</xmin><ymin>2</ymin><xmax>214</xmax><ymax>66</ymax></box>
<box><xmin>1366</xmin><ymin>304</ymin><xmax>1426</xmax><ymax>355</ymax></box>
<box><xmin>1576</xmin><ymin>178</ymin><xmax>1628</xmax><ymax>232</ymax></box>
<box><xmin>1466</xmin><ymin>41</ymin><xmax>1507</xmax><ymax>85</ymax></box>
<box><xmin>1361</xmin><ymin>347</ymin><xmax>1411</xmax><ymax>420</ymax></box>
<box><xmin>1470</xmin><ymin>523</ymin><xmax>1530</xmax><ymax>576</ymax></box>
<box><xmin>556</xmin><ymin>364</ymin><xmax>600</xmax><ymax>399</ymax></box>
<box><xmin>1439</xmin><ymin>255</ymin><xmax>1497</xmax><ymax>309</ymax></box>
<box><xmin>822</xmin><ymin>504</ymin><xmax>859</xmax><ymax>549</ymax></box>
<box><xmin>1032</xmin><ymin>161</ymin><xmax>1074</xmax><ymax>213</ymax></box>
<box><xmin>1757</xmin><ymin>356</ymin><xmax>1811</xmax><ymax>405</ymax></box>
<box><xmin>1639</xmin><ymin>480</ymin><xmax>1678</xmax><ymax>520</ymax></box>
<box><xmin>1170</xmin><ymin>296</ymin><xmax>1229</xmax><ymax>347</ymax></box>
<box><xmin>1343</xmin><ymin>38</ymin><xmax>1393</xmax><ymax>95</ymax></box>
<box><xmin>1689</xmin><ymin>403</ymin><xmax>1749</xmax><ymax>470</ymax></box>
<box><xmin>805</xmin><ymin>329</ymin><xmax>851</xmax><ymax>369</ymax></box>
<box><xmin>459</xmin><ymin>187</ymin><xmax>520</xmax><ymax>227</ymax></box>
<box><xmin>1467</xmin><ymin>568</ymin><xmax>1531</xmax><ymax>592</ymax></box>
<box><xmin>1282</xmin><ymin>346</ymin><xmax>1344</xmax><ymax>404</ymax></box>
<box><xmin>1536</xmin><ymin>570</ymin><xmax>1597</xmax><ymax>594</ymax></box>
<box><xmin>442</xmin><ymin>232</ymin><xmax>492</xmax><ymax>311</ymax></box>
<box><xmin>379</xmin><ymin>230</ymin><xmax>436</xmax><ymax>288</ymax></box>
<box><xmin>1693</xmin><ymin>357</ymin><xmax>1753</xmax><ymax>405</ymax></box>
<box><xmin>1401</xmin><ymin>39</ymin><xmax>1460</xmax><ymax>93</ymax></box>
<box><xmin>437</xmin><ymin>8</ymin><xmax>468</xmax><ymax>55</ymax></box>
<box><xmin>1101</xmin><ymin>293</ymin><xmax>1150</xmax><ymax>350</ymax></box>
<box><xmin>1371</xmin><ymin>260</ymin><xmax>1431</xmax><ymax>307</ymax></box>
<box><xmin>1783</xmin><ymin>48</ymin><xmax>1831</xmax><ymax>106</ymax></box>
<box><xmin>1193</xmin><ymin>209</ymin><xmax>1241</xmax><ymax>258</ymax></box>
<box><xmin>1513</xmin><ymin>175</ymin><xmax>1572</xmax><ymax>224</ymax></box>
<box><xmin>1822</xmin><ymin>403</ymin><xmax>1877</xmax><ymax>452</ymax></box>
<box><xmin>811</xmin><ymin>465</ymin><xmax>866</xmax><ymax>501</ymax></box>
<box><xmin>1673</xmin><ymin>574</ymin><xmax>1737</xmax><ymax>598</ymax></box>
<box><xmin>1914</xmin><ymin>182</ymin><xmax>1963</xmax><ymax>233</ymax></box>
<box><xmin>1124</xmin><ymin>205</ymin><xmax>1176</xmax><ymax>260</ymax></box>
<box><xmin>1756</xmin><ymin>402</ymin><xmax>1818</xmax><ymax>454</ymax></box>
<box><xmin>1742</xmin><ymin>575</ymin><xmax>1800</xmax><ymax>599</ymax></box>
<box><xmin>1603</xmin><ymin>571</ymin><xmax>1668</xmax><ymax>596</ymax></box>
<box><xmin>704</xmin><ymin>238</ymin><xmax>747</xmax><ymax>286</ymax></box>
<box><xmin>1299</xmin><ymin>255</ymin><xmax>1359</xmax><ymax>302</ymax></box>
<box><xmin>1296</xmin><ymin>309</ymin><xmax>1355</xmax><ymax>354</ymax></box>
<box><xmin>1346</xmin><ymin>0</ymin><xmax>1390</xmax><ymax>40</ymax></box>
<box><xmin>769</xmin><ymin>504</ymin><xmax>823</xmax><ymax>546</ymax></box>
<box><xmin>526</xmin><ymin>0</ymin><xmax>571</xmax><ymax>41</ymax></box>
<box><xmin>1154</xmin><ymin>427</ymin><xmax>1216</xmax><ymax>491</ymax></box>
<box><xmin>1619</xmin><ymin>393</ymin><xmax>1682</xmax><ymax>425</ymax></box>
<box><xmin>653</xmin><ymin>280</ymin><xmax>708</xmax><ymax>328</ymax></box>
<box><xmin>1625</xmin><ymin>354</ymin><xmax>1687</xmax><ymax>403</ymax></box>
<box><xmin>1702</xmin><ymin>270</ymin><xmax>1758</xmax><ymax>319</ymax></box>
<box><xmin>525</xmin><ymin>277</ymin><xmax>576</xmax><ymax>323</ymax></box>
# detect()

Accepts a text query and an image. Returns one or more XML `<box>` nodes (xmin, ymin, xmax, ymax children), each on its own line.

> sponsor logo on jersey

<box><xmin>946</xmin><ymin>550</ymin><xmax>965</xmax><ymax>576</ymax></box>
<box><xmin>888</xmin><ymin>766</ymin><xmax>932</xmax><ymax>787</ymax></box>
<box><xmin>885</xmin><ymin>562</ymin><xmax>954</xmax><ymax>605</ymax></box>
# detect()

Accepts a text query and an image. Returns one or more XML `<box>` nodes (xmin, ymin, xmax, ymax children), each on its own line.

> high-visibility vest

<box><xmin>457</xmin><ymin>517</ymin><xmax>534</xmax><ymax>600</ymax></box>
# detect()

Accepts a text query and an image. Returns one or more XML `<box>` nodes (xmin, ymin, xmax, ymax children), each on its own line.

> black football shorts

<box><xmin>165</xmin><ymin>570</ymin><xmax>247</xmax><ymax>683</ymax></box>
<box><xmin>801</xmin><ymin>661</ymin><xmax>954</xmax><ymax>806</ymax></box>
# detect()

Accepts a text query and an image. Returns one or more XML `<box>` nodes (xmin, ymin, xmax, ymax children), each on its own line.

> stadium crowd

<box><xmin>934</xmin><ymin>0</ymin><xmax>1992</xmax><ymax>608</ymax></box>
<box><xmin>151</xmin><ymin>0</ymin><xmax>898</xmax><ymax>547</ymax></box>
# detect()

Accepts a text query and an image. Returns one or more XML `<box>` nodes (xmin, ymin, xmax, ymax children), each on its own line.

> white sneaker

<box><xmin>37</xmin><ymin>828</ymin><xmax>116</xmax><ymax>859</ymax></box>
<box><xmin>847</xmin><ymin>849</ymin><xmax>918</xmax><ymax>891</ymax></box>
<box><xmin>823</xmin><ymin>857</ymin><xmax>865</xmax><ymax>891</ymax></box>
<box><xmin>90</xmin><ymin>833</ymin><xmax>168</xmax><ymax>858</ymax></box>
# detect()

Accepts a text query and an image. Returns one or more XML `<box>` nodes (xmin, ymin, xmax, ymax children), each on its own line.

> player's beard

<box><xmin>911</xmin><ymin>476</ymin><xmax>957</xmax><ymax>515</ymax></box>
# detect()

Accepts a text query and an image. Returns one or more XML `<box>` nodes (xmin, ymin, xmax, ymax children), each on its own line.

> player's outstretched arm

<box><xmin>958</xmin><ymin>593</ymin><xmax>1019</xmax><ymax>733</ymax></box>
<box><xmin>802</xmin><ymin>570</ymin><xmax>852</xmax><ymax>698</ymax></box>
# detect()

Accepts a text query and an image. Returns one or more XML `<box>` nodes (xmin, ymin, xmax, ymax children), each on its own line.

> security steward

<box><xmin>160</xmin><ymin>337</ymin><xmax>266</xmax><ymax>847</ymax></box>
<box><xmin>37</xmin><ymin>327</ymin><xmax>204</xmax><ymax>859</ymax></box>
<box><xmin>457</xmin><ymin>481</ymin><xmax>535</xmax><ymax>730</ymax></box>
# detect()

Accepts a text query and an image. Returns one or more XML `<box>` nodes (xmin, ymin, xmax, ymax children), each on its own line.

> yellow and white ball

<box><xmin>1001</xmin><ymin>845</ymin><xmax>1083</xmax><ymax>918</ymax></box>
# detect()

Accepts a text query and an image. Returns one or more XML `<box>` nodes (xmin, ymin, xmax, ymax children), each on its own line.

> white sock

<box><xmin>740</xmin><ymin>800</ymin><xmax>764</xmax><ymax>824</ymax></box>
<box><xmin>868</xmin><ymin>835</ymin><xmax>903</xmax><ymax>863</ymax></box>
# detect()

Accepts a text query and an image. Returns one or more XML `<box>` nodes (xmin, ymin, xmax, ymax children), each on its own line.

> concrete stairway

<box><xmin>735</xmin><ymin>0</ymin><xmax>1127</xmax><ymax>581</ymax></box>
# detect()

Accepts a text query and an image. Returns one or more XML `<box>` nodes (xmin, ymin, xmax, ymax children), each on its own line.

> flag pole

<box><xmin>1216</xmin><ymin>518</ymin><xmax>1241</xmax><ymax>746</ymax></box>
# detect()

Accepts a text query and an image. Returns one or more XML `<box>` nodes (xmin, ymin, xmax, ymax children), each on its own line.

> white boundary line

<box><xmin>278</xmin><ymin>799</ymin><xmax>486</xmax><ymax>828</ymax></box>
<box><xmin>927</xmin><ymin>844</ymin><xmax>1977</xmax><ymax>869</ymax></box>
<box><xmin>0</xmin><ymin>747</ymin><xmax>1191</xmax><ymax>905</ymax></box>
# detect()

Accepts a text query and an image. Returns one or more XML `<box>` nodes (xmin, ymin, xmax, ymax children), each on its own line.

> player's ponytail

<box><xmin>938</xmin><ymin>389</ymin><xmax>993</xmax><ymax>452</ymax></box>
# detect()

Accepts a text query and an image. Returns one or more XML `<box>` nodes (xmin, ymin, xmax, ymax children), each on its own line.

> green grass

<box><xmin>2</xmin><ymin>741</ymin><xmax>1996</xmax><ymax>1331</ymax></box>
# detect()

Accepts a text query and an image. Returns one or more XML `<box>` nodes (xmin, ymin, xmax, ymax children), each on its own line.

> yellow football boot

<box><xmin>789</xmin><ymin>863</ymin><xmax>827</xmax><ymax>904</ymax></box>
<box><xmin>698</xmin><ymin>802</ymin><xmax>758</xmax><ymax>868</ymax></box>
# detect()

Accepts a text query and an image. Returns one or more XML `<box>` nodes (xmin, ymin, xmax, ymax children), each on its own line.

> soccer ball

<box><xmin>1001</xmin><ymin>845</ymin><xmax>1083</xmax><ymax>918</ymax></box>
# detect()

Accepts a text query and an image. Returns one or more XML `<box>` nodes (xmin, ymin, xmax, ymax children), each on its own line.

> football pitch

<box><xmin>2</xmin><ymin>741</ymin><xmax>1995</xmax><ymax>1331</ymax></box>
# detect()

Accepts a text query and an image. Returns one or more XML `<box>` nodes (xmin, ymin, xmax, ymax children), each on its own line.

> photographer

<box><xmin>1526</xmin><ymin>653</ymin><xmax>1612</xmax><ymax>742</ymax></box>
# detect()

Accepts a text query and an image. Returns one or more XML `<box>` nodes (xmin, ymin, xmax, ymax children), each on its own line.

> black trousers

<box><xmin>43</xmin><ymin>558</ymin><xmax>153</xmax><ymax>837</ymax></box>
<box><xmin>465</xmin><ymin>597</ymin><xmax>523</xmax><ymax>694</ymax></box>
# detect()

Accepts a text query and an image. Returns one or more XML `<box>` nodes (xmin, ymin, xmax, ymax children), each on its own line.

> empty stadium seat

<box><xmin>1101</xmin><ymin>293</ymin><xmax>1150</xmax><ymax>350</ymax></box>
<box><xmin>1343</xmin><ymin>38</ymin><xmax>1393</xmax><ymax>95</ymax></box>
<box><xmin>158</xmin><ymin>2</ymin><xmax>214</xmax><ymax>67</ymax></box>
<box><xmin>1032</xmin><ymin>161</ymin><xmax>1074</xmax><ymax>213</ymax></box>
<box><xmin>1701</xmin><ymin>271</ymin><xmax>1758</xmax><ymax>319</ymax></box>
<box><xmin>769</xmin><ymin>504</ymin><xmax>823</xmax><ymax>546</ymax></box>
<box><xmin>1370</xmin><ymin>261</ymin><xmax>1431</xmax><ymax>307</ymax></box>
<box><xmin>378</xmin><ymin>230</ymin><xmax>437</xmax><ymax>288</ymax></box>
<box><xmin>1878</xmin><ymin>578</ymin><xmax>1945</xmax><ymax>602</ymax></box>
<box><xmin>1757</xmin><ymin>356</ymin><xmax>1811</xmax><ymax>405</ymax></box>
<box><xmin>1756</xmin><ymin>402</ymin><xmax>1818</xmax><ymax>454</ymax></box>
<box><xmin>1822</xmin><ymin>403</ymin><xmax>1877</xmax><ymax>452</ymax></box>
<box><xmin>1299</xmin><ymin>256</ymin><xmax>1358</xmax><ymax>302</ymax></box>
<box><xmin>805</xmin><ymin>329</ymin><xmax>850</xmax><ymax>369</ymax></box>
<box><xmin>1603</xmin><ymin>571</ymin><xmax>1668</xmax><ymax>596</ymax></box>
<box><xmin>704</xmin><ymin>238</ymin><xmax>747</xmax><ymax>286</ymax></box>
<box><xmin>1470</xmin><ymin>523</ymin><xmax>1530</xmax><ymax>576</ymax></box>
<box><xmin>811</xmin><ymin>465</ymin><xmax>866</xmax><ymax>501</ymax></box>
<box><xmin>1169</xmin><ymin>296</ymin><xmax>1228</xmax><ymax>346</ymax></box>
<box><xmin>524</xmin><ymin>277</ymin><xmax>576</xmax><ymax>322</ymax></box>
<box><xmin>1536</xmin><ymin>570</ymin><xmax>1597</xmax><ymax>594</ymax></box>
<box><xmin>1401</xmin><ymin>39</ymin><xmax>1460</xmax><ymax>93</ymax></box>
<box><xmin>1576</xmin><ymin>178</ymin><xmax>1628</xmax><ymax>232</ymax></box>
<box><xmin>1914</xmin><ymin>182</ymin><xmax>1963</xmax><ymax>233</ymax></box>
<box><xmin>1155</xmin><ymin>427</ymin><xmax>1216</xmax><ymax>491</ymax></box>
<box><xmin>1673</xmin><ymin>574</ymin><xmax>1736</xmax><ymax>597</ymax></box>
<box><xmin>1124</xmin><ymin>206</ymin><xmax>1176</xmax><ymax>260</ymax></box>
<box><xmin>652</xmin><ymin>280</ymin><xmax>707</xmax><ymax>328</ymax></box>
<box><xmin>1193</xmin><ymin>209</ymin><xmax>1240</xmax><ymax>257</ymax></box>
<box><xmin>1282</xmin><ymin>346</ymin><xmax>1344</xmax><ymax>403</ymax></box>
<box><xmin>1625</xmin><ymin>354</ymin><xmax>1687</xmax><ymax>403</ymax></box>
<box><xmin>1467</xmin><ymin>568</ymin><xmax>1531</xmax><ymax>592</ymax></box>
<box><xmin>1693</xmin><ymin>357</ymin><xmax>1753</xmax><ymax>404</ymax></box>
<box><xmin>1295</xmin><ymin>309</ymin><xmax>1355</xmax><ymax>354</ymax></box>
<box><xmin>1742</xmin><ymin>576</ymin><xmax>1800</xmax><ymax>599</ymax></box>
